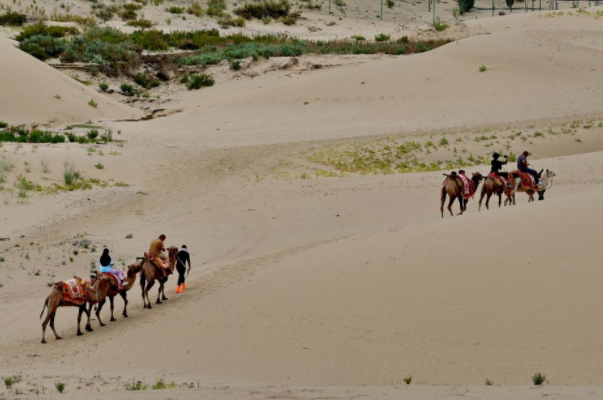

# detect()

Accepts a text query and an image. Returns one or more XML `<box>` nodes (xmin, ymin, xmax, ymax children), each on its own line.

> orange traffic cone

<box><xmin>176</xmin><ymin>285</ymin><xmax>182</xmax><ymax>294</ymax></box>
<box><xmin>182</xmin><ymin>283</ymin><xmax>187</xmax><ymax>291</ymax></box>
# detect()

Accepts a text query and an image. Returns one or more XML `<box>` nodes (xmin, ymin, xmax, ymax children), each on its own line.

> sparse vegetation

<box><xmin>432</xmin><ymin>18</ymin><xmax>448</xmax><ymax>31</ymax></box>
<box><xmin>479</xmin><ymin>65</ymin><xmax>487</xmax><ymax>72</ymax></box>
<box><xmin>0</xmin><ymin>127</ymin><xmax>65</xmax><ymax>144</ymax></box>
<box><xmin>125</xmin><ymin>380</ymin><xmax>148</xmax><ymax>391</ymax></box>
<box><xmin>63</xmin><ymin>161</ymin><xmax>80</xmax><ymax>185</ymax></box>
<box><xmin>404</xmin><ymin>375</ymin><xmax>412</xmax><ymax>385</ymax></box>
<box><xmin>126</xmin><ymin>233</ymin><xmax>133</xmax><ymax>239</ymax></box>
<box><xmin>485</xmin><ymin>378</ymin><xmax>494</xmax><ymax>386</ymax></box>
<box><xmin>374</xmin><ymin>33</ymin><xmax>390</xmax><ymax>42</ymax></box>
<box><xmin>0</xmin><ymin>11</ymin><xmax>27</xmax><ymax>26</ymax></box>
<box><xmin>206</xmin><ymin>0</ymin><xmax>226</xmax><ymax>16</ymax></box>
<box><xmin>55</xmin><ymin>381</ymin><xmax>66</xmax><ymax>393</ymax></box>
<box><xmin>234</xmin><ymin>0</ymin><xmax>292</xmax><ymax>21</ymax></box>
<box><xmin>95</xmin><ymin>163</ymin><xmax>105</xmax><ymax>170</ymax></box>
<box><xmin>88</xmin><ymin>99</ymin><xmax>98</xmax><ymax>108</ymax></box>
<box><xmin>532</xmin><ymin>372</ymin><xmax>546</xmax><ymax>386</ymax></box>
<box><xmin>187</xmin><ymin>74</ymin><xmax>215</xmax><ymax>90</ymax></box>
<box><xmin>99</xmin><ymin>82</ymin><xmax>109</xmax><ymax>91</ymax></box>
<box><xmin>457</xmin><ymin>0</ymin><xmax>475</xmax><ymax>14</ymax></box>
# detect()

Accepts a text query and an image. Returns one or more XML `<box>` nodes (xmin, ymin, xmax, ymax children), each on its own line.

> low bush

<box><xmin>16</xmin><ymin>24</ymin><xmax>79</xmax><ymax>42</ymax></box>
<box><xmin>218</xmin><ymin>13</ymin><xmax>246</xmax><ymax>27</ymax></box>
<box><xmin>0</xmin><ymin>11</ymin><xmax>27</xmax><ymax>26</ymax></box>
<box><xmin>127</xmin><ymin>19</ymin><xmax>155</xmax><ymax>28</ymax></box>
<box><xmin>0</xmin><ymin>127</ymin><xmax>65</xmax><ymax>143</ymax></box>
<box><xmin>532</xmin><ymin>372</ymin><xmax>546</xmax><ymax>386</ymax></box>
<box><xmin>234</xmin><ymin>0</ymin><xmax>291</xmax><ymax>20</ymax></box>
<box><xmin>19</xmin><ymin>35</ymin><xmax>65</xmax><ymax>61</ymax></box>
<box><xmin>120</xmin><ymin>83</ymin><xmax>135</xmax><ymax>95</ymax></box>
<box><xmin>375</xmin><ymin>33</ymin><xmax>390</xmax><ymax>42</ymax></box>
<box><xmin>206</xmin><ymin>0</ymin><xmax>226</xmax><ymax>16</ymax></box>
<box><xmin>188</xmin><ymin>1</ymin><xmax>203</xmax><ymax>16</ymax></box>
<box><xmin>187</xmin><ymin>74</ymin><xmax>214</xmax><ymax>90</ymax></box>
<box><xmin>99</xmin><ymin>82</ymin><xmax>109</xmax><ymax>91</ymax></box>
<box><xmin>167</xmin><ymin>6</ymin><xmax>184</xmax><ymax>13</ymax></box>
<box><xmin>133</xmin><ymin>73</ymin><xmax>160</xmax><ymax>89</ymax></box>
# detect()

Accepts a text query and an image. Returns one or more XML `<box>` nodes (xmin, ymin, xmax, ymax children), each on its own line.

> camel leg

<box><xmin>485</xmin><ymin>193</ymin><xmax>491</xmax><ymax>210</ymax></box>
<box><xmin>479</xmin><ymin>191</ymin><xmax>485</xmax><ymax>211</ymax></box>
<box><xmin>85</xmin><ymin>303</ymin><xmax>93</xmax><ymax>332</ymax></box>
<box><xmin>140</xmin><ymin>280</ymin><xmax>147</xmax><ymax>309</ymax></box>
<box><xmin>109</xmin><ymin>296</ymin><xmax>116</xmax><ymax>322</ymax></box>
<box><xmin>121</xmin><ymin>291</ymin><xmax>129</xmax><ymax>318</ymax></box>
<box><xmin>447</xmin><ymin>196</ymin><xmax>455</xmax><ymax>217</ymax></box>
<box><xmin>161</xmin><ymin>280</ymin><xmax>168</xmax><ymax>301</ymax></box>
<box><xmin>49</xmin><ymin>313</ymin><xmax>61</xmax><ymax>341</ymax></box>
<box><xmin>440</xmin><ymin>190</ymin><xmax>446</xmax><ymax>218</ymax></box>
<box><xmin>458</xmin><ymin>197</ymin><xmax>465</xmax><ymax>215</ymax></box>
<box><xmin>156</xmin><ymin>284</ymin><xmax>163</xmax><ymax>304</ymax></box>
<box><xmin>77</xmin><ymin>307</ymin><xmax>85</xmax><ymax>336</ymax></box>
<box><xmin>96</xmin><ymin>300</ymin><xmax>106</xmax><ymax>327</ymax></box>
<box><xmin>497</xmin><ymin>193</ymin><xmax>502</xmax><ymax>208</ymax></box>
<box><xmin>145</xmin><ymin>281</ymin><xmax>154</xmax><ymax>309</ymax></box>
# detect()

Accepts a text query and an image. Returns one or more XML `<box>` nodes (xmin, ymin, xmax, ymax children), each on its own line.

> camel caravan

<box><xmin>40</xmin><ymin>235</ymin><xmax>191</xmax><ymax>344</ymax></box>
<box><xmin>441</xmin><ymin>151</ymin><xmax>556</xmax><ymax>217</ymax></box>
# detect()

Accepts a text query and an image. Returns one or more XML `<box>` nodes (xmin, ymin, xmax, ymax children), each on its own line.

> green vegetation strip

<box><xmin>16</xmin><ymin>25</ymin><xmax>451</xmax><ymax>69</ymax></box>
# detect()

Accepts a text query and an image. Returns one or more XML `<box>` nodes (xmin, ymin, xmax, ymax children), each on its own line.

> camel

<box><xmin>479</xmin><ymin>176</ymin><xmax>505</xmax><ymax>211</ymax></box>
<box><xmin>440</xmin><ymin>171</ymin><xmax>484</xmax><ymax>217</ymax></box>
<box><xmin>91</xmin><ymin>260</ymin><xmax>144</xmax><ymax>326</ymax></box>
<box><xmin>39</xmin><ymin>277</ymin><xmax>108</xmax><ymax>344</ymax></box>
<box><xmin>140</xmin><ymin>246</ymin><xmax>178</xmax><ymax>309</ymax></box>
<box><xmin>505</xmin><ymin>169</ymin><xmax>556</xmax><ymax>205</ymax></box>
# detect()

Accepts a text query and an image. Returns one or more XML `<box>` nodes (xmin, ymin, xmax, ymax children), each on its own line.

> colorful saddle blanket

<box><xmin>101</xmin><ymin>272</ymin><xmax>123</xmax><ymax>291</ymax></box>
<box><xmin>488</xmin><ymin>173</ymin><xmax>512</xmax><ymax>196</ymax></box>
<box><xmin>457</xmin><ymin>173</ymin><xmax>474</xmax><ymax>199</ymax></box>
<box><xmin>62</xmin><ymin>278</ymin><xmax>90</xmax><ymax>306</ymax></box>
<box><xmin>513</xmin><ymin>170</ymin><xmax>537</xmax><ymax>190</ymax></box>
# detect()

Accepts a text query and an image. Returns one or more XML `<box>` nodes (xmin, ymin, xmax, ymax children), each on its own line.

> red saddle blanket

<box><xmin>457</xmin><ymin>174</ymin><xmax>474</xmax><ymax>199</ymax></box>
<box><xmin>513</xmin><ymin>171</ymin><xmax>537</xmax><ymax>190</ymax></box>
<box><xmin>62</xmin><ymin>278</ymin><xmax>90</xmax><ymax>306</ymax></box>
<box><xmin>488</xmin><ymin>173</ymin><xmax>512</xmax><ymax>196</ymax></box>
<box><xmin>101</xmin><ymin>272</ymin><xmax>123</xmax><ymax>291</ymax></box>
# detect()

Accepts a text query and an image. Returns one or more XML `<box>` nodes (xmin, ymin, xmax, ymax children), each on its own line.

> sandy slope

<box><xmin>0</xmin><ymin>38</ymin><xmax>141</xmax><ymax>126</ymax></box>
<box><xmin>2</xmin><ymin>7</ymin><xmax>603</xmax><ymax>400</ymax></box>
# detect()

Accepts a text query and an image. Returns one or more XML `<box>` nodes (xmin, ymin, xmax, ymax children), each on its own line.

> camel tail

<box><xmin>440</xmin><ymin>185</ymin><xmax>447</xmax><ymax>202</ymax></box>
<box><xmin>40</xmin><ymin>297</ymin><xmax>49</xmax><ymax>319</ymax></box>
<box><xmin>140</xmin><ymin>269</ymin><xmax>146</xmax><ymax>288</ymax></box>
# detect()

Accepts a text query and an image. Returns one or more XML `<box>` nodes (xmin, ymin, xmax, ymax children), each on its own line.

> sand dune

<box><xmin>1</xmin><ymin>7</ymin><xmax>603</xmax><ymax>400</ymax></box>
<box><xmin>0</xmin><ymin>38</ymin><xmax>141</xmax><ymax>126</ymax></box>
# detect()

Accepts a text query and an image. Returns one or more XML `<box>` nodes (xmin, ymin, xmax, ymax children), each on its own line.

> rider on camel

<box><xmin>149</xmin><ymin>234</ymin><xmax>169</xmax><ymax>270</ymax></box>
<box><xmin>99</xmin><ymin>248</ymin><xmax>127</xmax><ymax>286</ymax></box>
<box><xmin>490</xmin><ymin>152</ymin><xmax>510</xmax><ymax>188</ymax></box>
<box><xmin>517</xmin><ymin>151</ymin><xmax>539</xmax><ymax>185</ymax></box>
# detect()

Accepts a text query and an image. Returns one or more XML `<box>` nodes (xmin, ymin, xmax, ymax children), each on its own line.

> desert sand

<box><xmin>1</xmin><ymin>2</ymin><xmax>603</xmax><ymax>399</ymax></box>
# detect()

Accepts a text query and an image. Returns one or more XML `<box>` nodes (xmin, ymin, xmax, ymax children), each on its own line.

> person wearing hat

<box><xmin>490</xmin><ymin>152</ymin><xmax>509</xmax><ymax>179</ymax></box>
<box><xmin>175</xmin><ymin>245</ymin><xmax>191</xmax><ymax>294</ymax></box>
<box><xmin>517</xmin><ymin>151</ymin><xmax>539</xmax><ymax>184</ymax></box>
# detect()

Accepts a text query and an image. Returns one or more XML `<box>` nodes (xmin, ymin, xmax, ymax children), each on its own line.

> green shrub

<box><xmin>95</xmin><ymin>163</ymin><xmax>104</xmax><ymax>169</ymax></box>
<box><xmin>188</xmin><ymin>1</ymin><xmax>203</xmax><ymax>16</ymax></box>
<box><xmin>207</xmin><ymin>0</ymin><xmax>226</xmax><ymax>16</ymax></box>
<box><xmin>403</xmin><ymin>375</ymin><xmax>412</xmax><ymax>385</ymax></box>
<box><xmin>123</xmin><ymin>3</ymin><xmax>143</xmax><ymax>11</ymax></box>
<box><xmin>0</xmin><ymin>11</ymin><xmax>27</xmax><ymax>26</ymax></box>
<box><xmin>99</xmin><ymin>82</ymin><xmax>109</xmax><ymax>91</ymax></box>
<box><xmin>133</xmin><ymin>73</ymin><xmax>160</xmax><ymax>89</ymax></box>
<box><xmin>63</xmin><ymin>162</ymin><xmax>80</xmax><ymax>185</ymax></box>
<box><xmin>19</xmin><ymin>35</ymin><xmax>66</xmax><ymax>61</ymax></box>
<box><xmin>374</xmin><ymin>33</ymin><xmax>390</xmax><ymax>42</ymax></box>
<box><xmin>88</xmin><ymin>99</ymin><xmax>98</xmax><ymax>108</ymax></box>
<box><xmin>125</xmin><ymin>380</ymin><xmax>147</xmax><ymax>390</ymax></box>
<box><xmin>231</xmin><ymin>60</ymin><xmax>241</xmax><ymax>70</ymax></box>
<box><xmin>16</xmin><ymin>24</ymin><xmax>79</xmax><ymax>41</ymax></box>
<box><xmin>87</xmin><ymin>130</ymin><xmax>99</xmax><ymax>140</ymax></box>
<box><xmin>352</xmin><ymin>35</ymin><xmax>365</xmax><ymax>41</ymax></box>
<box><xmin>386</xmin><ymin>0</ymin><xmax>395</xmax><ymax>8</ymax></box>
<box><xmin>168</xmin><ymin>6</ymin><xmax>184</xmax><ymax>13</ymax></box>
<box><xmin>127</xmin><ymin>18</ymin><xmax>155</xmax><ymax>28</ymax></box>
<box><xmin>121</xmin><ymin>9</ymin><xmax>138</xmax><ymax>20</ymax></box>
<box><xmin>0</xmin><ymin>121</ymin><xmax>7</xmax><ymax>129</ymax></box>
<box><xmin>281</xmin><ymin>15</ymin><xmax>296</xmax><ymax>25</ymax></box>
<box><xmin>234</xmin><ymin>0</ymin><xmax>291</xmax><ymax>20</ymax></box>
<box><xmin>457</xmin><ymin>0</ymin><xmax>475</xmax><ymax>14</ymax></box>
<box><xmin>55</xmin><ymin>382</ymin><xmax>66</xmax><ymax>393</ymax></box>
<box><xmin>479</xmin><ymin>65</ymin><xmax>487</xmax><ymax>72</ymax></box>
<box><xmin>532</xmin><ymin>372</ymin><xmax>546</xmax><ymax>386</ymax></box>
<box><xmin>120</xmin><ymin>83</ymin><xmax>135</xmax><ymax>95</ymax></box>
<box><xmin>218</xmin><ymin>13</ymin><xmax>246</xmax><ymax>27</ymax></box>
<box><xmin>187</xmin><ymin>74</ymin><xmax>214</xmax><ymax>90</ymax></box>
<box><xmin>432</xmin><ymin>19</ymin><xmax>448</xmax><ymax>31</ymax></box>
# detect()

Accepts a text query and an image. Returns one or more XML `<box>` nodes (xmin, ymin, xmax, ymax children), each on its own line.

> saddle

<box><xmin>101</xmin><ymin>272</ymin><xmax>124</xmax><ymax>291</ymax></box>
<box><xmin>144</xmin><ymin>252</ymin><xmax>172</xmax><ymax>278</ymax></box>
<box><xmin>512</xmin><ymin>170</ymin><xmax>537</xmax><ymax>190</ymax></box>
<box><xmin>488</xmin><ymin>173</ymin><xmax>512</xmax><ymax>196</ymax></box>
<box><xmin>457</xmin><ymin>173</ymin><xmax>474</xmax><ymax>199</ymax></box>
<box><xmin>62</xmin><ymin>277</ymin><xmax>90</xmax><ymax>306</ymax></box>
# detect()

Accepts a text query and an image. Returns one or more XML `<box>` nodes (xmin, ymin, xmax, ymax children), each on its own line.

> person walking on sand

<box><xmin>176</xmin><ymin>245</ymin><xmax>191</xmax><ymax>294</ymax></box>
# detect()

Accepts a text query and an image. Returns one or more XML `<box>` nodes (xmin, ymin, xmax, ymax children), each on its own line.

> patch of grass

<box><xmin>127</xmin><ymin>18</ymin><xmax>156</xmax><ymax>28</ymax></box>
<box><xmin>218</xmin><ymin>13</ymin><xmax>246</xmax><ymax>27</ymax></box>
<box><xmin>532</xmin><ymin>372</ymin><xmax>546</xmax><ymax>386</ymax></box>
<box><xmin>133</xmin><ymin>73</ymin><xmax>160</xmax><ymax>89</ymax></box>
<box><xmin>352</xmin><ymin>35</ymin><xmax>365</xmax><ymax>41</ymax></box>
<box><xmin>234</xmin><ymin>0</ymin><xmax>293</xmax><ymax>21</ymax></box>
<box><xmin>404</xmin><ymin>375</ymin><xmax>412</xmax><ymax>385</ymax></box>
<box><xmin>88</xmin><ymin>99</ymin><xmax>98</xmax><ymax>108</ymax></box>
<box><xmin>386</xmin><ymin>0</ymin><xmax>395</xmax><ymax>8</ymax></box>
<box><xmin>207</xmin><ymin>0</ymin><xmax>226</xmax><ymax>16</ymax></box>
<box><xmin>479</xmin><ymin>65</ymin><xmax>487</xmax><ymax>72</ymax></box>
<box><xmin>99</xmin><ymin>82</ymin><xmax>109</xmax><ymax>91</ymax></box>
<box><xmin>167</xmin><ymin>6</ymin><xmax>184</xmax><ymax>14</ymax></box>
<box><xmin>188</xmin><ymin>1</ymin><xmax>203</xmax><ymax>16</ymax></box>
<box><xmin>95</xmin><ymin>163</ymin><xmax>104</xmax><ymax>170</ymax></box>
<box><xmin>55</xmin><ymin>381</ymin><xmax>65</xmax><ymax>393</ymax></box>
<box><xmin>187</xmin><ymin>74</ymin><xmax>215</xmax><ymax>90</ymax></box>
<box><xmin>125</xmin><ymin>380</ymin><xmax>148</xmax><ymax>391</ymax></box>
<box><xmin>0</xmin><ymin>11</ymin><xmax>27</xmax><ymax>26</ymax></box>
<box><xmin>374</xmin><ymin>33</ymin><xmax>390</xmax><ymax>42</ymax></box>
<box><xmin>126</xmin><ymin>233</ymin><xmax>133</xmax><ymax>239</ymax></box>
<box><xmin>16</xmin><ymin>24</ymin><xmax>79</xmax><ymax>42</ymax></box>
<box><xmin>0</xmin><ymin>127</ymin><xmax>65</xmax><ymax>144</ymax></box>
<box><xmin>485</xmin><ymin>378</ymin><xmax>493</xmax><ymax>386</ymax></box>
<box><xmin>432</xmin><ymin>18</ymin><xmax>448</xmax><ymax>31</ymax></box>
<box><xmin>120</xmin><ymin>83</ymin><xmax>136</xmax><ymax>96</ymax></box>
<box><xmin>63</xmin><ymin>161</ymin><xmax>80</xmax><ymax>185</ymax></box>
<box><xmin>87</xmin><ymin>130</ymin><xmax>99</xmax><ymax>140</ymax></box>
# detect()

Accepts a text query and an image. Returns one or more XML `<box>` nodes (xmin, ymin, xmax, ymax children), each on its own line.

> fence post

<box><xmin>433</xmin><ymin>0</ymin><xmax>436</xmax><ymax>22</ymax></box>
<box><xmin>492</xmin><ymin>0</ymin><xmax>495</xmax><ymax>15</ymax></box>
<box><xmin>381</xmin><ymin>0</ymin><xmax>384</xmax><ymax>20</ymax></box>
<box><xmin>329</xmin><ymin>0</ymin><xmax>331</xmax><ymax>14</ymax></box>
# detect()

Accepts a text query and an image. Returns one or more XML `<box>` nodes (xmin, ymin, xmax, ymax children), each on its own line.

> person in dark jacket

<box><xmin>490</xmin><ymin>152</ymin><xmax>509</xmax><ymax>178</ymax></box>
<box><xmin>175</xmin><ymin>245</ymin><xmax>191</xmax><ymax>293</ymax></box>
<box><xmin>517</xmin><ymin>151</ymin><xmax>539</xmax><ymax>184</ymax></box>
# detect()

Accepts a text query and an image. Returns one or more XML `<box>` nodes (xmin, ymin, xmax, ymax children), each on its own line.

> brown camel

<box><xmin>140</xmin><ymin>246</ymin><xmax>178</xmax><ymax>309</ymax></box>
<box><xmin>440</xmin><ymin>172</ymin><xmax>484</xmax><ymax>217</ymax></box>
<box><xmin>92</xmin><ymin>260</ymin><xmax>144</xmax><ymax>326</ymax></box>
<box><xmin>39</xmin><ymin>277</ymin><xmax>108</xmax><ymax>344</ymax></box>
<box><xmin>479</xmin><ymin>175</ymin><xmax>509</xmax><ymax>210</ymax></box>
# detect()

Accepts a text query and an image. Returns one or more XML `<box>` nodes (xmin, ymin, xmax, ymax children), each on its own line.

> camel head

<box><xmin>471</xmin><ymin>172</ymin><xmax>484</xmax><ymax>186</ymax></box>
<box><xmin>543</xmin><ymin>169</ymin><xmax>556</xmax><ymax>179</ymax></box>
